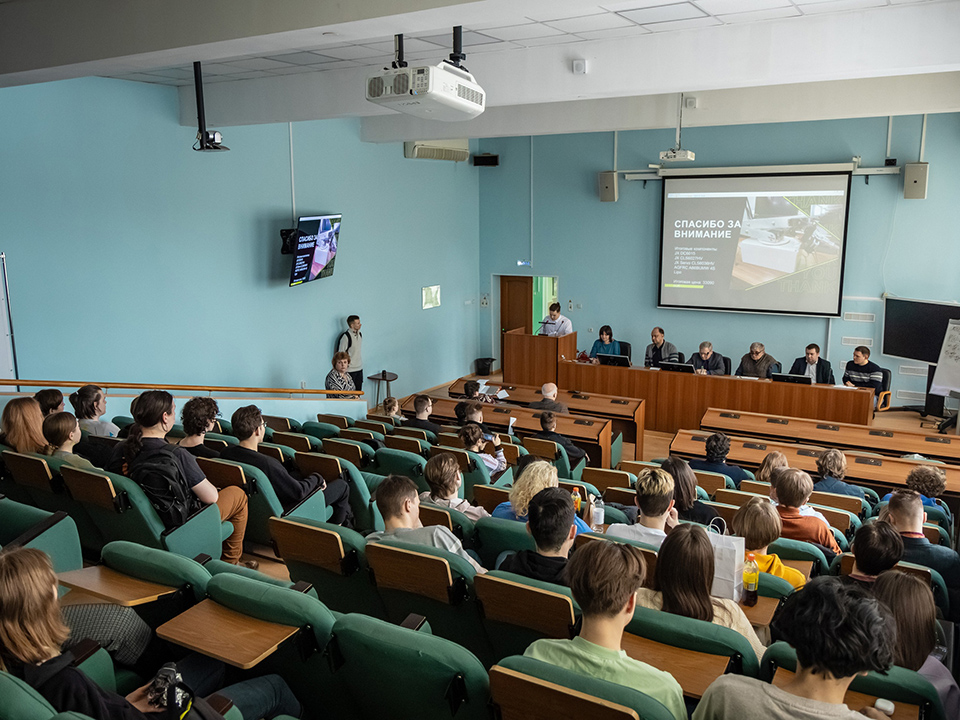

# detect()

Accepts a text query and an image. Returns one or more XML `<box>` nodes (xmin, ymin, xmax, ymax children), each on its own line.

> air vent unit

<box><xmin>841</xmin><ymin>337</ymin><xmax>874</xmax><ymax>347</ymax></box>
<box><xmin>843</xmin><ymin>312</ymin><xmax>876</xmax><ymax>323</ymax></box>
<box><xmin>898</xmin><ymin>365</ymin><xmax>929</xmax><ymax>376</ymax></box>
<box><xmin>403</xmin><ymin>139</ymin><xmax>470</xmax><ymax>162</ymax></box>
<box><xmin>896</xmin><ymin>390</ymin><xmax>927</xmax><ymax>402</ymax></box>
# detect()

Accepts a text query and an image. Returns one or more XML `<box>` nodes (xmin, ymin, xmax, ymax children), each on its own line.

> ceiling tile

<box><xmin>576</xmin><ymin>24</ymin><xmax>653</xmax><ymax>39</ymax></box>
<box><xmin>695</xmin><ymin>0</ymin><xmax>789</xmax><ymax>14</ymax></box>
<box><xmin>618</xmin><ymin>3</ymin><xmax>708</xmax><ymax>24</ymax></box>
<box><xmin>717</xmin><ymin>6</ymin><xmax>801</xmax><ymax>22</ymax></box>
<box><xmin>111</xmin><ymin>73</ymin><xmax>170</xmax><ymax>83</ymax></box>
<box><xmin>467</xmin><ymin>13</ymin><xmax>541</xmax><ymax>30</ymax></box>
<box><xmin>526</xmin><ymin>6</ymin><xmax>609</xmax><ymax>22</ymax></box>
<box><xmin>514</xmin><ymin>34</ymin><xmax>587</xmax><ymax>46</ymax></box>
<box><xmin>601</xmin><ymin>0</ymin><xmax>691</xmax><ymax>11</ymax></box>
<box><xmin>223</xmin><ymin>70</ymin><xmax>274</xmax><ymax>79</ymax></box>
<box><xmin>465</xmin><ymin>40</ymin><xmax>521</xmax><ymax>53</ymax></box>
<box><xmin>545</xmin><ymin>13</ymin><xmax>638</xmax><ymax>32</ymax></box>
<box><xmin>482</xmin><ymin>23</ymin><xmax>569</xmax><ymax>41</ymax></box>
<box><xmin>797</xmin><ymin>0</ymin><xmax>885</xmax><ymax>11</ymax></box>
<box><xmin>194</xmin><ymin>63</ymin><xmax>246</xmax><ymax>75</ymax></box>
<box><xmin>363</xmin><ymin>37</ymin><xmax>446</xmax><ymax>53</ymax></box>
<box><xmin>316</xmin><ymin>45</ymin><xmax>387</xmax><ymax>60</ymax></box>
<box><xmin>222</xmin><ymin>58</ymin><xmax>297</xmax><ymax>71</ymax></box>
<box><xmin>318</xmin><ymin>60</ymin><xmax>362</xmax><ymax>71</ymax></box>
<box><xmin>268</xmin><ymin>65</ymin><xmax>322</xmax><ymax>75</ymax></box>
<box><xmin>417</xmin><ymin>30</ymin><xmax>502</xmax><ymax>46</ymax></box>
<box><xmin>263</xmin><ymin>51</ymin><xmax>338</xmax><ymax>65</ymax></box>
<box><xmin>641</xmin><ymin>15</ymin><xmax>722</xmax><ymax>30</ymax></box>
<box><xmin>144</xmin><ymin>67</ymin><xmax>195</xmax><ymax>80</ymax></box>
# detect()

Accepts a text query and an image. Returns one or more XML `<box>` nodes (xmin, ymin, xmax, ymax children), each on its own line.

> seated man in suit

<box><xmin>523</xmin><ymin>539</ymin><xmax>686</xmax><ymax>720</ymax></box>
<box><xmin>687</xmin><ymin>433</ymin><xmax>751</xmax><ymax>487</ymax></box>
<box><xmin>788</xmin><ymin>343</ymin><xmax>835</xmax><ymax>384</ymax></box>
<box><xmin>689</xmin><ymin>341</ymin><xmax>725</xmax><ymax>375</ymax></box>
<box><xmin>527</xmin><ymin>383</ymin><xmax>569</xmax><ymax>413</ymax></box>
<box><xmin>532</xmin><ymin>411</ymin><xmax>586</xmax><ymax>465</ymax></box>
<box><xmin>366</xmin><ymin>473</ymin><xmax>486</xmax><ymax>574</ymax></box>
<box><xmin>735</xmin><ymin>342</ymin><xmax>778</xmax><ymax>378</ymax></box>
<box><xmin>218</xmin><ymin>405</ymin><xmax>353</xmax><ymax>526</ymax></box>
<box><xmin>404</xmin><ymin>394</ymin><xmax>442</xmax><ymax>435</ymax></box>
<box><xmin>499</xmin><ymin>487</ymin><xmax>577</xmax><ymax>585</ymax></box>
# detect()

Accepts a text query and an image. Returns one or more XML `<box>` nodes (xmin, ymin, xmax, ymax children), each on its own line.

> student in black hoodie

<box><xmin>532</xmin><ymin>411</ymin><xmax>585</xmax><ymax>464</ymax></box>
<box><xmin>499</xmin><ymin>487</ymin><xmax>577</xmax><ymax>585</ymax></box>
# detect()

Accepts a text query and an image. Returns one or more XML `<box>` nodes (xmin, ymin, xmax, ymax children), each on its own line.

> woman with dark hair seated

<box><xmin>34</xmin><ymin>388</ymin><xmax>64</xmax><ymax>417</ymax></box>
<box><xmin>0</xmin><ymin>547</ymin><xmax>301</xmax><ymax>720</ymax></box>
<box><xmin>69</xmin><ymin>385</ymin><xmax>120</xmax><ymax>437</ymax></box>
<box><xmin>660</xmin><ymin>456</ymin><xmax>722</xmax><ymax>529</ymax></box>
<box><xmin>635</xmin><ymin>523</ymin><xmax>766</xmax><ymax>662</ymax></box>
<box><xmin>588</xmin><ymin>325</ymin><xmax>622</xmax><ymax>364</ymax></box>
<box><xmin>177</xmin><ymin>396</ymin><xmax>221</xmax><ymax>459</ymax></box>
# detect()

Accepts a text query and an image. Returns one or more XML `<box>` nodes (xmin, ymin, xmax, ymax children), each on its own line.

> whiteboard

<box><xmin>931</xmin><ymin>319</ymin><xmax>960</xmax><ymax>398</ymax></box>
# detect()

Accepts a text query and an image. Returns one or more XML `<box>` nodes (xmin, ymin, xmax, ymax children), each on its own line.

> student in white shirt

<box><xmin>606</xmin><ymin>467</ymin><xmax>679</xmax><ymax>547</ymax></box>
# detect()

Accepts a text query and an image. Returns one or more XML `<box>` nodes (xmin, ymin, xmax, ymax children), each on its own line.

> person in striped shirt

<box><xmin>842</xmin><ymin>345</ymin><xmax>883</xmax><ymax>397</ymax></box>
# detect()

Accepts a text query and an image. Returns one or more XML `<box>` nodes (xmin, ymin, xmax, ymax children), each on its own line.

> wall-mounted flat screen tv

<box><xmin>289</xmin><ymin>214</ymin><xmax>342</xmax><ymax>287</ymax></box>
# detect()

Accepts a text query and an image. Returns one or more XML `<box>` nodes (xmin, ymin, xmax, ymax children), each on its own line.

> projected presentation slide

<box><xmin>289</xmin><ymin>214</ymin><xmax>341</xmax><ymax>286</ymax></box>
<box><xmin>659</xmin><ymin>174</ymin><xmax>850</xmax><ymax>317</ymax></box>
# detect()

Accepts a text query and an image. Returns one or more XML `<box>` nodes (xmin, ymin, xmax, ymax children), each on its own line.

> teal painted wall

<box><xmin>0</xmin><ymin>78</ymin><xmax>480</xmax><ymax>399</ymax></box>
<box><xmin>478</xmin><ymin>114</ymin><xmax>960</xmax><ymax>402</ymax></box>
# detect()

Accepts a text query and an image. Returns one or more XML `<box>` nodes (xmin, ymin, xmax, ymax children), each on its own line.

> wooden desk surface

<box><xmin>58</xmin><ymin>566</ymin><xmax>177</xmax><ymax>607</ymax></box>
<box><xmin>156</xmin><ymin>599</ymin><xmax>298</xmax><ymax>669</ymax></box>
<box><xmin>782</xmin><ymin>559</ymin><xmax>813</xmax><ymax>581</ymax></box>
<box><xmin>558</xmin><ymin>361</ymin><xmax>873</xmax><ymax>435</ymax></box>
<box><xmin>670</xmin><ymin>430</ymin><xmax>960</xmax><ymax>494</ymax></box>
<box><xmin>620</xmin><ymin>632</ymin><xmax>729</xmax><ymax>699</ymax></box>
<box><xmin>448</xmin><ymin>377</ymin><xmax>645</xmax><ymax>460</ymax></box>
<box><xmin>701</xmin><ymin>407</ymin><xmax>960</xmax><ymax>464</ymax></box>
<box><xmin>741</xmin><ymin>595</ymin><xmax>778</xmax><ymax>628</ymax></box>
<box><xmin>773</xmin><ymin>668</ymin><xmax>920</xmax><ymax>720</ymax></box>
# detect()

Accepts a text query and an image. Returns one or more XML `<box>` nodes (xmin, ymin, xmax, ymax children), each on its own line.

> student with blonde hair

<box><xmin>492</xmin><ymin>460</ymin><xmax>591</xmax><ymax>535</ymax></box>
<box><xmin>773</xmin><ymin>468</ymin><xmax>840</xmax><ymax>554</ymax></box>
<box><xmin>382</xmin><ymin>396</ymin><xmax>402</xmax><ymax>422</ymax></box>
<box><xmin>755</xmin><ymin>450</ymin><xmax>787</xmax><ymax>485</ymax></box>
<box><xmin>1</xmin><ymin>397</ymin><xmax>54</xmax><ymax>455</ymax></box>
<box><xmin>731</xmin><ymin>497</ymin><xmax>805</xmax><ymax>588</ymax></box>
<box><xmin>606</xmin><ymin>467</ymin><xmax>678</xmax><ymax>547</ymax></box>
<box><xmin>814</xmin><ymin>448</ymin><xmax>864</xmax><ymax>500</ymax></box>
<box><xmin>420</xmin><ymin>452</ymin><xmax>490</xmax><ymax>522</ymax></box>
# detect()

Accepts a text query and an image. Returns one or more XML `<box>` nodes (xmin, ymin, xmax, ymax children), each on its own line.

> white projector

<box><xmin>660</xmin><ymin>149</ymin><xmax>696</xmax><ymax>162</ymax></box>
<box><xmin>366</xmin><ymin>62</ymin><xmax>485</xmax><ymax>121</ymax></box>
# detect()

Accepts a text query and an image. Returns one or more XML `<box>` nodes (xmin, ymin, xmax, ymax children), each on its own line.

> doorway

<box><xmin>497</xmin><ymin>275</ymin><xmax>558</xmax><ymax>361</ymax></box>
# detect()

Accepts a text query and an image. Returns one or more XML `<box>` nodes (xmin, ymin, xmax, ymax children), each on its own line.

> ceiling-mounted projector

<box><xmin>660</xmin><ymin>149</ymin><xmax>695</xmax><ymax>162</ymax></box>
<box><xmin>366</xmin><ymin>63</ymin><xmax>485</xmax><ymax>121</ymax></box>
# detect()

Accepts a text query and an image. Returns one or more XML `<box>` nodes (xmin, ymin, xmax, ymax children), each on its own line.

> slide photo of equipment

<box><xmin>732</xmin><ymin>194</ymin><xmax>843</xmax><ymax>290</ymax></box>
<box><xmin>288</xmin><ymin>214</ymin><xmax>342</xmax><ymax>287</ymax></box>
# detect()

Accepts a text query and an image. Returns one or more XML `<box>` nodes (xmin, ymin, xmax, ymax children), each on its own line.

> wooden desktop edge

<box><xmin>58</xmin><ymin>566</ymin><xmax>178</xmax><ymax>607</ymax></box>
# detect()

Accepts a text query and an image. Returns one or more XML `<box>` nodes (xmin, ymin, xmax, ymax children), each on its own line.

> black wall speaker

<box><xmin>472</xmin><ymin>153</ymin><xmax>499</xmax><ymax>167</ymax></box>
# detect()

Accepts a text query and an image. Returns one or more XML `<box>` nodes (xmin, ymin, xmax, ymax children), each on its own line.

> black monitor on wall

<box><xmin>882</xmin><ymin>296</ymin><xmax>960</xmax><ymax>364</ymax></box>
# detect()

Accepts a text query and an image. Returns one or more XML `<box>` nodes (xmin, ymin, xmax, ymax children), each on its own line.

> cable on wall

<box><xmin>529</xmin><ymin>135</ymin><xmax>534</xmax><ymax>269</ymax></box>
<box><xmin>289</xmin><ymin>122</ymin><xmax>296</xmax><ymax>223</ymax></box>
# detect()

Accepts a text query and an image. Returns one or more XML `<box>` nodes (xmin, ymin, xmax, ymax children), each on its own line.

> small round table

<box><xmin>366</xmin><ymin>371</ymin><xmax>398</xmax><ymax>407</ymax></box>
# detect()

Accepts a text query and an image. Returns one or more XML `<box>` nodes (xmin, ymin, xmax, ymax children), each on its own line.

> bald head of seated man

<box><xmin>527</xmin><ymin>382</ymin><xmax>569</xmax><ymax>414</ymax></box>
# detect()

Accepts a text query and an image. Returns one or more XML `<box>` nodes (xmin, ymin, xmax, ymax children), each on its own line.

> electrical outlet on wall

<box><xmin>567</xmin><ymin>300</ymin><xmax>573</xmax><ymax>311</ymax></box>
<box><xmin>480</xmin><ymin>294</ymin><xmax>489</xmax><ymax>308</ymax></box>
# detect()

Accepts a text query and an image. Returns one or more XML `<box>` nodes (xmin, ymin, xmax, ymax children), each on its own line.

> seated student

<box><xmin>637</xmin><ymin>523</ymin><xmax>766</xmax><ymax>662</ymax></box>
<box><xmin>176</xmin><ymin>396</ymin><xmax>221</xmax><ymax>459</ymax></box>
<box><xmin>588</xmin><ymin>325</ymin><xmax>622</xmax><ymax>363</ymax></box>
<box><xmin>219</xmin><ymin>405</ymin><xmax>352</xmax><ymax>526</ymax></box>
<box><xmin>882</xmin><ymin>489</ymin><xmax>960</xmax><ymax>610</ymax></box>
<box><xmin>661</xmin><ymin>456</ymin><xmax>722</xmax><ymax>529</ymax></box>
<box><xmin>460</xmin><ymin>402</ymin><xmax>495</xmax><ymax>438</ymax></box>
<box><xmin>42</xmin><ymin>412</ymin><xmax>95</xmax><ymax>469</ymax></box>
<box><xmin>687</xmin><ymin>433</ymin><xmax>751</xmax><ymax>488</ymax></box>
<box><xmin>493</xmin><ymin>460</ymin><xmax>592</xmax><ymax>535</ymax></box>
<box><xmin>527</xmin><ymin>383</ymin><xmax>569</xmax><ymax>413</ymax></box>
<box><xmin>366</xmin><ymin>474</ymin><xmax>485</xmax><ymax>574</ymax></box>
<box><xmin>814</xmin><ymin>448</ymin><xmax>865</xmax><ymax>500</ymax></box>
<box><xmin>532</xmin><ymin>411</ymin><xmax>586</xmax><ymax>465</ymax></box>
<box><xmin>735</xmin><ymin>342</ymin><xmax>778</xmax><ymax>379</ymax></box>
<box><xmin>873</xmin><ymin>571</ymin><xmax>960</xmax><ymax>718</ymax></box>
<box><xmin>773</xmin><ymin>468</ymin><xmax>841</xmax><ymax>555</ymax></box>
<box><xmin>755</xmin><ymin>449</ymin><xmax>787</xmax><ymax>485</ymax></box>
<box><xmin>523</xmin><ymin>539</ymin><xmax>687</xmax><ymax>720</ymax></box>
<box><xmin>458</xmin><ymin>423</ymin><xmax>507</xmax><ymax>476</ymax></box>
<box><xmin>34</xmin><ymin>388</ymin><xmax>64</xmax><ymax>417</ymax></box>
<box><xmin>107</xmin><ymin>391</ymin><xmax>254</xmax><ymax>567</ymax></box>
<box><xmin>1</xmin><ymin>397</ymin><xmax>54</xmax><ymax>455</ymax></box>
<box><xmin>689</xmin><ymin>341</ymin><xmax>725</xmax><ymax>375</ymax></box>
<box><xmin>606</xmin><ymin>468</ymin><xmax>679</xmax><ymax>548</ymax></box>
<box><xmin>842</xmin><ymin>345</ymin><xmax>883</xmax><ymax>398</ymax></box>
<box><xmin>882</xmin><ymin>465</ymin><xmax>947</xmax><ymax>508</ymax></box>
<box><xmin>693</xmin><ymin>576</ymin><xmax>894</xmax><ymax>720</ymax></box>
<box><xmin>382</xmin><ymin>396</ymin><xmax>404</xmax><ymax>421</ymax></box>
<box><xmin>69</xmin><ymin>384</ymin><xmax>121</xmax><ymax>437</ymax></box>
<box><xmin>404</xmin><ymin>394</ymin><xmax>442</xmax><ymax>436</ymax></box>
<box><xmin>499</xmin><ymin>487</ymin><xmax>576</xmax><ymax>585</ymax></box>
<box><xmin>768</xmin><ymin>463</ymin><xmax>832</xmax><ymax>530</ymax></box>
<box><xmin>0</xmin><ymin>547</ymin><xmax>301</xmax><ymax>720</ymax></box>
<box><xmin>419</xmin><ymin>452</ymin><xmax>491</xmax><ymax>522</ymax></box>
<box><xmin>461</xmin><ymin>380</ymin><xmax>498</xmax><ymax>404</ymax></box>
<box><xmin>731</xmin><ymin>497</ymin><xmax>806</xmax><ymax>589</ymax></box>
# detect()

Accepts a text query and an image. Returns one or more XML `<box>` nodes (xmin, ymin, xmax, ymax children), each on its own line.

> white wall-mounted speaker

<box><xmin>598</xmin><ymin>171</ymin><xmax>618</xmax><ymax>202</ymax></box>
<box><xmin>904</xmin><ymin>162</ymin><xmax>928</xmax><ymax>199</ymax></box>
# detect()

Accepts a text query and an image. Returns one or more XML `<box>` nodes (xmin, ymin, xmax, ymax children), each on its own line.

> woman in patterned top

<box><xmin>325</xmin><ymin>351</ymin><xmax>356</xmax><ymax>398</ymax></box>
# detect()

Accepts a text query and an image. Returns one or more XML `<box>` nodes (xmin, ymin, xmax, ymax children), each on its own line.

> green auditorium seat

<box><xmin>295</xmin><ymin>451</ymin><xmax>382</xmax><ymax>533</ymax></box>
<box><xmin>262</xmin><ymin>414</ymin><xmax>302</xmax><ymax>432</ymax></box>
<box><xmin>331</xmin><ymin>613</ymin><xmax>491</xmax><ymax>720</ymax></box>
<box><xmin>758</xmin><ymin>571</ymin><xmax>795</xmax><ymax>599</ymax></box>
<box><xmin>0</xmin><ymin>672</ymin><xmax>68</xmax><ymax>720</ymax></box>
<box><xmin>365</xmin><ymin>539</ymin><xmax>494</xmax><ymax>666</ymax></box>
<box><xmin>768</xmin><ymin>537</ymin><xmax>830</xmax><ymax>576</ymax></box>
<box><xmin>195</xmin><ymin>457</ymin><xmax>330</xmax><ymax>546</ymax></box>
<box><xmin>492</xmin><ymin>655</ymin><xmax>676</xmax><ymax>720</ymax></box>
<box><xmin>322</xmin><ymin>437</ymin><xmax>375</xmax><ymax>469</ymax></box>
<box><xmin>473</xmin><ymin>516</ymin><xmax>537</xmax><ymax>569</ymax></box>
<box><xmin>256</xmin><ymin>442</ymin><xmax>295</xmax><ymax>464</ymax></box>
<box><xmin>761</xmin><ymin>641</ymin><xmax>946</xmax><ymax>720</ymax></box>
<box><xmin>420</xmin><ymin>501</ymin><xmax>476</xmax><ymax>544</ymax></box>
<box><xmin>272</xmin><ymin>431</ymin><xmax>323</xmax><ymax>453</ymax></box>
<box><xmin>316</xmin><ymin>413</ymin><xmax>354</xmax><ymax>429</ymax></box>
<box><xmin>203</xmin><ymin>431</ymin><xmax>239</xmax><ymax>446</ymax></box>
<box><xmin>269</xmin><ymin>516</ymin><xmax>386</xmax><ymax>618</ymax></box>
<box><xmin>372</xmin><ymin>447</ymin><xmax>428</xmax><ymax>489</ymax></box>
<box><xmin>521</xmin><ymin>436</ymin><xmax>585</xmax><ymax>482</ymax></box>
<box><xmin>0</xmin><ymin>497</ymin><xmax>82</xmax><ymax>573</ymax></box>
<box><xmin>395</xmin><ymin>425</ymin><xmax>439</xmax><ymax>444</ymax></box>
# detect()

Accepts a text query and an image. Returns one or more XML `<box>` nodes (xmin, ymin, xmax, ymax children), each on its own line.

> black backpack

<box><xmin>129</xmin><ymin>444</ymin><xmax>203</xmax><ymax>528</ymax></box>
<box><xmin>335</xmin><ymin>329</ymin><xmax>360</xmax><ymax>354</ymax></box>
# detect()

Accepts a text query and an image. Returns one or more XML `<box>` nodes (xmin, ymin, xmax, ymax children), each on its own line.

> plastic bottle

<box><xmin>571</xmin><ymin>487</ymin><xmax>582</xmax><ymax>514</ymax></box>
<box><xmin>743</xmin><ymin>553</ymin><xmax>759</xmax><ymax>607</ymax></box>
<box><xmin>592</xmin><ymin>497</ymin><xmax>605</xmax><ymax>531</ymax></box>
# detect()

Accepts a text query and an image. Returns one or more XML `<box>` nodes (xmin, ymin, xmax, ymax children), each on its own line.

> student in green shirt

<box><xmin>523</xmin><ymin>539</ymin><xmax>687</xmax><ymax>720</ymax></box>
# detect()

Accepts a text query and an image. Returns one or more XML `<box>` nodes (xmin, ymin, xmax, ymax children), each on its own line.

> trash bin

<box><xmin>475</xmin><ymin>357</ymin><xmax>496</xmax><ymax>376</ymax></box>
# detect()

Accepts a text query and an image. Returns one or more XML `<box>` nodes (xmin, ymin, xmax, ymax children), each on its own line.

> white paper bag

<box><xmin>708</xmin><ymin>533</ymin><xmax>744</xmax><ymax>602</ymax></box>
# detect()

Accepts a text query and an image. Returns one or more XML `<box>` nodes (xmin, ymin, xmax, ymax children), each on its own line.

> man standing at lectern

<box><xmin>538</xmin><ymin>303</ymin><xmax>573</xmax><ymax>337</ymax></box>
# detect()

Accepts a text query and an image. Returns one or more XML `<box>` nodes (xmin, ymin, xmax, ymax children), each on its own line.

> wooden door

<box><xmin>500</xmin><ymin>276</ymin><xmax>533</xmax><ymax>360</ymax></box>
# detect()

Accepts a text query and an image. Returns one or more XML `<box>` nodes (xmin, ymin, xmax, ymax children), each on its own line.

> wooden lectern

<box><xmin>502</xmin><ymin>328</ymin><xmax>577</xmax><ymax>386</ymax></box>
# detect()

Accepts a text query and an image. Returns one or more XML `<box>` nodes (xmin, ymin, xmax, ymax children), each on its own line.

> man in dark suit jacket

<box><xmin>788</xmin><ymin>343</ymin><xmax>835</xmax><ymax>385</ymax></box>
<box><xmin>533</xmin><ymin>411</ymin><xmax>585</xmax><ymax>464</ymax></box>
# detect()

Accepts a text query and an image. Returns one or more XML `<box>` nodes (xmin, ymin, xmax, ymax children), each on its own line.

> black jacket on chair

<box><xmin>788</xmin><ymin>357</ymin><xmax>835</xmax><ymax>385</ymax></box>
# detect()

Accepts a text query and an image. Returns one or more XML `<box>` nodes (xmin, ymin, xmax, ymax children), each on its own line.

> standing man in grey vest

<box><xmin>336</xmin><ymin>315</ymin><xmax>363</xmax><ymax>392</ymax></box>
